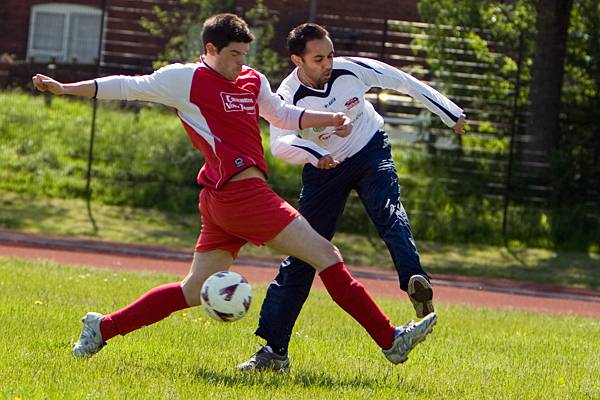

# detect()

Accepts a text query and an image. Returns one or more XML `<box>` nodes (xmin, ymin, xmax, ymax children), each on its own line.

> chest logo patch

<box><xmin>221</xmin><ymin>92</ymin><xmax>256</xmax><ymax>114</ymax></box>
<box><xmin>345</xmin><ymin>97</ymin><xmax>360</xmax><ymax>110</ymax></box>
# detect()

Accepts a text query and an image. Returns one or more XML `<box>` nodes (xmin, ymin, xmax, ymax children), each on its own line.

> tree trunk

<box><xmin>523</xmin><ymin>0</ymin><xmax>574</xmax><ymax>164</ymax></box>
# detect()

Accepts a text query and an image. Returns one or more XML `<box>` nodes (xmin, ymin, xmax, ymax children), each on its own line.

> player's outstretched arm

<box><xmin>32</xmin><ymin>74</ymin><xmax>95</xmax><ymax>97</ymax></box>
<box><xmin>343</xmin><ymin>57</ymin><xmax>464</xmax><ymax>132</ymax></box>
<box><xmin>35</xmin><ymin>64</ymin><xmax>193</xmax><ymax>110</ymax></box>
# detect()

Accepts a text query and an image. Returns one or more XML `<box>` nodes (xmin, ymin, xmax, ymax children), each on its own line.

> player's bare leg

<box><xmin>266</xmin><ymin>215</ymin><xmax>342</xmax><ymax>271</ymax></box>
<box><xmin>181</xmin><ymin>250</ymin><xmax>235</xmax><ymax>306</ymax></box>
<box><xmin>73</xmin><ymin>250</ymin><xmax>233</xmax><ymax>357</ymax></box>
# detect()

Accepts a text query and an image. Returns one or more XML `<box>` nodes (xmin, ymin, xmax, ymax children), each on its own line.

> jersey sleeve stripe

<box><xmin>291</xmin><ymin>144</ymin><xmax>324</xmax><ymax>159</ymax></box>
<box><xmin>344</xmin><ymin>57</ymin><xmax>383</xmax><ymax>75</ymax></box>
<box><xmin>422</xmin><ymin>93</ymin><xmax>459</xmax><ymax>123</ymax></box>
<box><xmin>298</xmin><ymin>109</ymin><xmax>306</xmax><ymax>129</ymax></box>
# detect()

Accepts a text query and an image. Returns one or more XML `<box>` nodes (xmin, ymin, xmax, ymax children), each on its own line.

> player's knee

<box><xmin>314</xmin><ymin>242</ymin><xmax>343</xmax><ymax>269</ymax></box>
<box><xmin>181</xmin><ymin>273</ymin><xmax>205</xmax><ymax>307</ymax></box>
<box><xmin>330</xmin><ymin>244</ymin><xmax>343</xmax><ymax>262</ymax></box>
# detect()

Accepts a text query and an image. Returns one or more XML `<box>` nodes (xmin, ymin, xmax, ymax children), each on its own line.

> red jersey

<box><xmin>95</xmin><ymin>62</ymin><xmax>304</xmax><ymax>189</ymax></box>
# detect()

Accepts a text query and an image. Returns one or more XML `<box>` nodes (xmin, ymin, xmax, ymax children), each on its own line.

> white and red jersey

<box><xmin>95</xmin><ymin>62</ymin><xmax>305</xmax><ymax>189</ymax></box>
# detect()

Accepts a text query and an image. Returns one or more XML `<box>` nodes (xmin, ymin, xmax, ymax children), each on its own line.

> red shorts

<box><xmin>195</xmin><ymin>178</ymin><xmax>299</xmax><ymax>256</ymax></box>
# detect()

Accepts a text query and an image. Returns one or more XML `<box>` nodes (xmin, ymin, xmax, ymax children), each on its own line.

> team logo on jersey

<box><xmin>221</xmin><ymin>92</ymin><xmax>256</xmax><ymax>114</ymax></box>
<box><xmin>324</xmin><ymin>97</ymin><xmax>336</xmax><ymax>108</ymax></box>
<box><xmin>234</xmin><ymin>158</ymin><xmax>245</xmax><ymax>168</ymax></box>
<box><xmin>318</xmin><ymin>132</ymin><xmax>333</xmax><ymax>141</ymax></box>
<box><xmin>345</xmin><ymin>97</ymin><xmax>360</xmax><ymax>110</ymax></box>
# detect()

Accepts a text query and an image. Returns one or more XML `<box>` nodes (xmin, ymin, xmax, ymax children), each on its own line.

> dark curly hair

<box><xmin>287</xmin><ymin>23</ymin><xmax>330</xmax><ymax>57</ymax></box>
<box><xmin>202</xmin><ymin>13</ymin><xmax>254</xmax><ymax>53</ymax></box>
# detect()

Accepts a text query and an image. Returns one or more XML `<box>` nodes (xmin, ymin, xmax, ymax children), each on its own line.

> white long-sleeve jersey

<box><xmin>270</xmin><ymin>56</ymin><xmax>463</xmax><ymax>165</ymax></box>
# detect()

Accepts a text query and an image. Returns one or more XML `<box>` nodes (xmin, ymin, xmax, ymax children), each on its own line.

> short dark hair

<box><xmin>287</xmin><ymin>23</ymin><xmax>329</xmax><ymax>57</ymax></box>
<box><xmin>202</xmin><ymin>13</ymin><xmax>254</xmax><ymax>53</ymax></box>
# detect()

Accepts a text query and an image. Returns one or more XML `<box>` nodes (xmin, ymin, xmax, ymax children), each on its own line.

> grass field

<box><xmin>0</xmin><ymin>258</ymin><xmax>598</xmax><ymax>399</ymax></box>
<box><xmin>2</xmin><ymin>190</ymin><xmax>599</xmax><ymax>289</ymax></box>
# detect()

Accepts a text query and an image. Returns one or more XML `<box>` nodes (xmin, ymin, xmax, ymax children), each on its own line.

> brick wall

<box><xmin>236</xmin><ymin>0</ymin><xmax>420</xmax><ymax>60</ymax></box>
<box><xmin>0</xmin><ymin>0</ymin><xmax>102</xmax><ymax>60</ymax></box>
<box><xmin>0</xmin><ymin>0</ymin><xmax>420</xmax><ymax>77</ymax></box>
<box><xmin>0</xmin><ymin>0</ymin><xmax>171</xmax><ymax>72</ymax></box>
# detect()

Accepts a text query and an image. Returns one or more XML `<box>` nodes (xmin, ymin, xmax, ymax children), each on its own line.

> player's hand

<box><xmin>316</xmin><ymin>155</ymin><xmax>339</xmax><ymax>170</ymax></box>
<box><xmin>453</xmin><ymin>114</ymin><xmax>466</xmax><ymax>134</ymax></box>
<box><xmin>32</xmin><ymin>74</ymin><xmax>65</xmax><ymax>95</ymax></box>
<box><xmin>332</xmin><ymin>112</ymin><xmax>353</xmax><ymax>137</ymax></box>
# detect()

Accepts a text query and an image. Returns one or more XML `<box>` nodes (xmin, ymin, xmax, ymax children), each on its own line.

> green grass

<box><xmin>1</xmin><ymin>191</ymin><xmax>599</xmax><ymax>289</ymax></box>
<box><xmin>0</xmin><ymin>258</ymin><xmax>598</xmax><ymax>399</ymax></box>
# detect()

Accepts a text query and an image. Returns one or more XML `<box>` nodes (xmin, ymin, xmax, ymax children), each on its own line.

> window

<box><xmin>27</xmin><ymin>3</ymin><xmax>103</xmax><ymax>64</ymax></box>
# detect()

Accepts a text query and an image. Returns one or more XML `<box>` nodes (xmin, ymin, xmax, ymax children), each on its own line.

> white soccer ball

<box><xmin>200</xmin><ymin>271</ymin><xmax>252</xmax><ymax>322</ymax></box>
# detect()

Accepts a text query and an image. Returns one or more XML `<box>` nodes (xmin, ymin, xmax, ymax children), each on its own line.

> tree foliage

<box><xmin>416</xmin><ymin>0</ymin><xmax>536</xmax><ymax>124</ymax></box>
<box><xmin>140</xmin><ymin>0</ymin><xmax>286</xmax><ymax>81</ymax></box>
<box><xmin>140</xmin><ymin>0</ymin><xmax>234</xmax><ymax>68</ymax></box>
<box><xmin>416</xmin><ymin>0</ymin><xmax>600</xmax><ymax>249</ymax></box>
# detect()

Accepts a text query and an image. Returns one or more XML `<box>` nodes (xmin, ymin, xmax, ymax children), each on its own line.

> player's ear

<box><xmin>290</xmin><ymin>54</ymin><xmax>303</xmax><ymax>68</ymax></box>
<box><xmin>205</xmin><ymin>43</ymin><xmax>218</xmax><ymax>56</ymax></box>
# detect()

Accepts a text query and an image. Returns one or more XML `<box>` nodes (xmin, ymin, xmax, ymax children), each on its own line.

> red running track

<box><xmin>0</xmin><ymin>235</ymin><xmax>598</xmax><ymax>318</ymax></box>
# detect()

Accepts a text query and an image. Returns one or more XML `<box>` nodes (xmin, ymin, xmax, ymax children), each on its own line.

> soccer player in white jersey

<box><xmin>238</xmin><ymin>23</ymin><xmax>464</xmax><ymax>371</ymax></box>
<box><xmin>32</xmin><ymin>14</ymin><xmax>437</xmax><ymax>369</ymax></box>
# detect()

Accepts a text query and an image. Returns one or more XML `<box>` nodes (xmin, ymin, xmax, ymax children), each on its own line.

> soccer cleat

<box><xmin>382</xmin><ymin>312</ymin><xmax>437</xmax><ymax>365</ymax></box>
<box><xmin>236</xmin><ymin>346</ymin><xmax>290</xmax><ymax>373</ymax></box>
<box><xmin>408</xmin><ymin>275</ymin><xmax>435</xmax><ymax>319</ymax></box>
<box><xmin>72</xmin><ymin>312</ymin><xmax>106</xmax><ymax>358</ymax></box>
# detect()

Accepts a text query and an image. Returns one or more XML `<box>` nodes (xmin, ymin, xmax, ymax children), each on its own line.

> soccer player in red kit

<box><xmin>32</xmin><ymin>13</ymin><xmax>436</xmax><ymax>368</ymax></box>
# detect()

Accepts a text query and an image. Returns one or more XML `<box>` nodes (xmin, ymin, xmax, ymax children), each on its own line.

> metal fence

<box><xmin>315</xmin><ymin>15</ymin><xmax>542</xmax><ymax>240</ymax></box>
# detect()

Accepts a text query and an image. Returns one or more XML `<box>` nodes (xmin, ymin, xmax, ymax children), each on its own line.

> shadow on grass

<box><xmin>0</xmin><ymin>195</ymin><xmax>90</xmax><ymax>232</ymax></box>
<box><xmin>192</xmin><ymin>366</ymin><xmax>424</xmax><ymax>392</ymax></box>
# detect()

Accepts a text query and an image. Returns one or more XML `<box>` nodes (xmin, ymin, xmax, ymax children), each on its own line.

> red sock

<box><xmin>319</xmin><ymin>262</ymin><xmax>395</xmax><ymax>349</ymax></box>
<box><xmin>100</xmin><ymin>282</ymin><xmax>189</xmax><ymax>340</ymax></box>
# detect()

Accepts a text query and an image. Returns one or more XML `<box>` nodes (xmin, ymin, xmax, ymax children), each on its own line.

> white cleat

<box><xmin>383</xmin><ymin>312</ymin><xmax>437</xmax><ymax>365</ymax></box>
<box><xmin>72</xmin><ymin>312</ymin><xmax>106</xmax><ymax>358</ymax></box>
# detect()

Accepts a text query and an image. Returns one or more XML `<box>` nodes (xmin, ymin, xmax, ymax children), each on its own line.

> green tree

<box><xmin>140</xmin><ymin>0</ymin><xmax>234</xmax><ymax>69</ymax></box>
<box><xmin>416</xmin><ymin>0</ymin><xmax>600</xmax><ymax>250</ymax></box>
<box><xmin>525</xmin><ymin>0</ymin><xmax>574</xmax><ymax>162</ymax></box>
<box><xmin>552</xmin><ymin>0</ymin><xmax>600</xmax><ymax>248</ymax></box>
<box><xmin>140</xmin><ymin>0</ymin><xmax>286</xmax><ymax>81</ymax></box>
<box><xmin>244</xmin><ymin>0</ymin><xmax>287</xmax><ymax>83</ymax></box>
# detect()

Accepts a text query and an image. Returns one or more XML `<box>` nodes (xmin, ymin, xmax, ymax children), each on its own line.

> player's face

<box><xmin>206</xmin><ymin>42</ymin><xmax>250</xmax><ymax>81</ymax></box>
<box><xmin>298</xmin><ymin>37</ymin><xmax>334</xmax><ymax>88</ymax></box>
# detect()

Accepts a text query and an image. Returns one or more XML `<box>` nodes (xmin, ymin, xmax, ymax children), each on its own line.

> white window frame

<box><xmin>27</xmin><ymin>3</ymin><xmax>103</xmax><ymax>63</ymax></box>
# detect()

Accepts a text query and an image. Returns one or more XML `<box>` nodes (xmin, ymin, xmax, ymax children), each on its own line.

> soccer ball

<box><xmin>200</xmin><ymin>271</ymin><xmax>252</xmax><ymax>322</ymax></box>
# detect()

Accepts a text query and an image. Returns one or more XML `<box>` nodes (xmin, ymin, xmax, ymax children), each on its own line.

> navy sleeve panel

<box><xmin>292</xmin><ymin>69</ymin><xmax>357</xmax><ymax>105</ymax></box>
<box><xmin>298</xmin><ymin>109</ymin><xmax>306</xmax><ymax>130</ymax></box>
<box><xmin>422</xmin><ymin>93</ymin><xmax>459</xmax><ymax>123</ymax></box>
<box><xmin>291</xmin><ymin>144</ymin><xmax>325</xmax><ymax>159</ymax></box>
<box><xmin>343</xmin><ymin>57</ymin><xmax>383</xmax><ymax>75</ymax></box>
